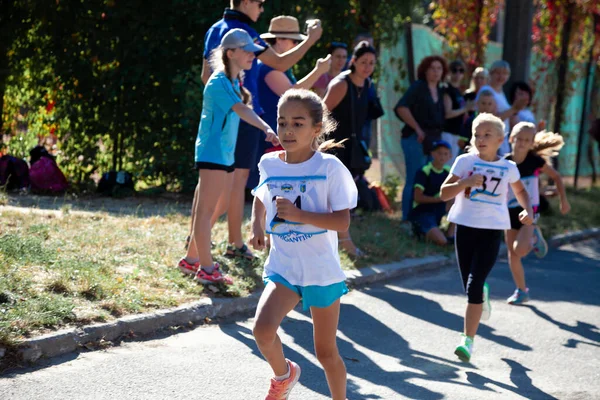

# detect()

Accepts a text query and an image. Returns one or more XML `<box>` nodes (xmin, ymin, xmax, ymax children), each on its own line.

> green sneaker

<box><xmin>454</xmin><ymin>334</ymin><xmax>474</xmax><ymax>362</ymax></box>
<box><xmin>482</xmin><ymin>282</ymin><xmax>491</xmax><ymax>321</ymax></box>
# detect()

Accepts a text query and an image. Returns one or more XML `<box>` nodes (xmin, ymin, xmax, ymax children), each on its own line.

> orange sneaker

<box><xmin>265</xmin><ymin>359</ymin><xmax>301</xmax><ymax>400</ymax></box>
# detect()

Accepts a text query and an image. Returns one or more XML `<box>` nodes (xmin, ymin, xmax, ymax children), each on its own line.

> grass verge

<box><xmin>0</xmin><ymin>186</ymin><xmax>597</xmax><ymax>347</ymax></box>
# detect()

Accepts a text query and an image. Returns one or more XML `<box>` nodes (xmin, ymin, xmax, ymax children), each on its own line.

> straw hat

<box><xmin>260</xmin><ymin>16</ymin><xmax>307</xmax><ymax>41</ymax></box>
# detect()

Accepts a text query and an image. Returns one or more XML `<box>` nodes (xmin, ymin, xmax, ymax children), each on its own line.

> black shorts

<box><xmin>195</xmin><ymin>162</ymin><xmax>235</xmax><ymax>173</ymax></box>
<box><xmin>234</xmin><ymin>120</ymin><xmax>263</xmax><ymax>170</ymax></box>
<box><xmin>508</xmin><ymin>207</ymin><xmax>539</xmax><ymax>230</ymax></box>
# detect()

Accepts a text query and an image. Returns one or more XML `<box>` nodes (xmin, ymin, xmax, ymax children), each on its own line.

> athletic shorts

<box><xmin>409</xmin><ymin>209</ymin><xmax>446</xmax><ymax>235</ymax></box>
<box><xmin>234</xmin><ymin>120</ymin><xmax>263</xmax><ymax>170</ymax></box>
<box><xmin>264</xmin><ymin>273</ymin><xmax>348</xmax><ymax>311</ymax></box>
<box><xmin>195</xmin><ymin>162</ymin><xmax>235</xmax><ymax>173</ymax></box>
<box><xmin>508</xmin><ymin>207</ymin><xmax>540</xmax><ymax>230</ymax></box>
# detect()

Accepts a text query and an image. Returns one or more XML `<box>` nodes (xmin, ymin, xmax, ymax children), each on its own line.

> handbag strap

<box><xmin>346</xmin><ymin>75</ymin><xmax>357</xmax><ymax>138</ymax></box>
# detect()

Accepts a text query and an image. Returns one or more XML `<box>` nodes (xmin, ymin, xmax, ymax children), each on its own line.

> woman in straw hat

<box><xmin>257</xmin><ymin>16</ymin><xmax>331</xmax><ymax>143</ymax></box>
<box><xmin>246</xmin><ymin>16</ymin><xmax>331</xmax><ymax>189</ymax></box>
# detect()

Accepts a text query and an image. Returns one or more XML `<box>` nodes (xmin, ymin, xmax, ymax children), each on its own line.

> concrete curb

<box><xmin>4</xmin><ymin>227</ymin><xmax>600</xmax><ymax>365</ymax></box>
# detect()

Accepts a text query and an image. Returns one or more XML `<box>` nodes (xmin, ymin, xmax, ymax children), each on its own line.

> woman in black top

<box><xmin>325</xmin><ymin>41</ymin><xmax>374</xmax><ymax>176</ymax></box>
<box><xmin>324</xmin><ymin>40</ymin><xmax>376</xmax><ymax>257</ymax></box>
<box><xmin>394</xmin><ymin>55</ymin><xmax>448</xmax><ymax>221</ymax></box>
<box><xmin>443</xmin><ymin>60</ymin><xmax>475</xmax><ymax>163</ymax></box>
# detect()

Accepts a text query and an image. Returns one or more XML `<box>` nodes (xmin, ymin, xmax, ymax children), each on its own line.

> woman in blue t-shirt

<box><xmin>178</xmin><ymin>29</ymin><xmax>278</xmax><ymax>285</ymax></box>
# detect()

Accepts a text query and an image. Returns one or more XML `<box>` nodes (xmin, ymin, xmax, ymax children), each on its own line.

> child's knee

<box><xmin>314</xmin><ymin>344</ymin><xmax>339</xmax><ymax>366</ymax></box>
<box><xmin>252</xmin><ymin>320</ymin><xmax>278</xmax><ymax>346</ymax></box>
<box><xmin>512</xmin><ymin>241</ymin><xmax>531</xmax><ymax>258</ymax></box>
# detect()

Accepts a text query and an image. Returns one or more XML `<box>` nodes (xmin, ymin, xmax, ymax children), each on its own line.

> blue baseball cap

<box><xmin>221</xmin><ymin>29</ymin><xmax>265</xmax><ymax>53</ymax></box>
<box><xmin>431</xmin><ymin>140</ymin><xmax>452</xmax><ymax>151</ymax></box>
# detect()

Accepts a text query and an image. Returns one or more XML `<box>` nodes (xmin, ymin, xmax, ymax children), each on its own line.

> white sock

<box><xmin>274</xmin><ymin>364</ymin><xmax>290</xmax><ymax>381</ymax></box>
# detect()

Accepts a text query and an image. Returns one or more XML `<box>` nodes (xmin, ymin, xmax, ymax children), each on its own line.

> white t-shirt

<box><xmin>252</xmin><ymin>151</ymin><xmax>358</xmax><ymax>287</ymax></box>
<box><xmin>447</xmin><ymin>153</ymin><xmax>520</xmax><ymax>230</ymax></box>
<box><xmin>477</xmin><ymin>85</ymin><xmax>511</xmax><ymax>155</ymax></box>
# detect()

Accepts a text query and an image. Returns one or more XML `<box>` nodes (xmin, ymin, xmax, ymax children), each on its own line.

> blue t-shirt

<box><xmin>204</xmin><ymin>9</ymin><xmax>267</xmax><ymax>115</ymax></box>
<box><xmin>412</xmin><ymin>162</ymin><xmax>450</xmax><ymax>214</ymax></box>
<box><xmin>195</xmin><ymin>71</ymin><xmax>242</xmax><ymax>166</ymax></box>
<box><xmin>257</xmin><ymin>61</ymin><xmax>297</xmax><ymax>131</ymax></box>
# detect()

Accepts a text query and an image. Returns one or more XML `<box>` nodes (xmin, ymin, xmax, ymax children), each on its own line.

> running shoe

<box><xmin>225</xmin><ymin>244</ymin><xmax>255</xmax><ymax>260</ymax></box>
<box><xmin>507</xmin><ymin>288</ymin><xmax>530</xmax><ymax>305</ymax></box>
<box><xmin>265</xmin><ymin>359</ymin><xmax>301</xmax><ymax>400</ymax></box>
<box><xmin>481</xmin><ymin>282</ymin><xmax>491</xmax><ymax>321</ymax></box>
<box><xmin>178</xmin><ymin>258</ymin><xmax>199</xmax><ymax>276</ymax></box>
<box><xmin>454</xmin><ymin>334</ymin><xmax>474</xmax><ymax>363</ymax></box>
<box><xmin>532</xmin><ymin>225</ymin><xmax>548</xmax><ymax>258</ymax></box>
<box><xmin>194</xmin><ymin>263</ymin><xmax>233</xmax><ymax>285</ymax></box>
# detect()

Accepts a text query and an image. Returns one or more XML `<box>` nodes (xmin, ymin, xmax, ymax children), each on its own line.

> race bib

<box><xmin>468</xmin><ymin>162</ymin><xmax>509</xmax><ymax>206</ymax></box>
<box><xmin>264</xmin><ymin>177</ymin><xmax>327</xmax><ymax>243</ymax></box>
<box><xmin>507</xmin><ymin>175</ymin><xmax>540</xmax><ymax>208</ymax></box>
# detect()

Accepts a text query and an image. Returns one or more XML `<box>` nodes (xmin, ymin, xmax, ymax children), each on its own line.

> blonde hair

<box><xmin>532</xmin><ymin>130</ymin><xmax>565</xmax><ymax>164</ymax></box>
<box><xmin>209</xmin><ymin>47</ymin><xmax>252</xmax><ymax>105</ymax></box>
<box><xmin>468</xmin><ymin>112</ymin><xmax>505</xmax><ymax>153</ymax></box>
<box><xmin>277</xmin><ymin>89</ymin><xmax>343</xmax><ymax>152</ymax></box>
<box><xmin>468</xmin><ymin>67</ymin><xmax>489</xmax><ymax>92</ymax></box>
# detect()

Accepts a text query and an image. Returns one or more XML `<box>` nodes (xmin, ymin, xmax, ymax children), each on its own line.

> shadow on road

<box><xmin>524</xmin><ymin>305</ymin><xmax>600</xmax><ymax>347</ymax></box>
<box><xmin>466</xmin><ymin>358</ymin><xmax>559</xmax><ymax>400</ymax></box>
<box><xmin>365</xmin><ymin>287</ymin><xmax>532</xmax><ymax>352</ymax></box>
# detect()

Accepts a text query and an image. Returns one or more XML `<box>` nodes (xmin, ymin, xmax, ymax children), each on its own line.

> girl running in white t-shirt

<box><xmin>504</xmin><ymin>123</ymin><xmax>570</xmax><ymax>304</ymax></box>
<box><xmin>441</xmin><ymin>113</ymin><xmax>533</xmax><ymax>362</ymax></box>
<box><xmin>250</xmin><ymin>89</ymin><xmax>357</xmax><ymax>400</ymax></box>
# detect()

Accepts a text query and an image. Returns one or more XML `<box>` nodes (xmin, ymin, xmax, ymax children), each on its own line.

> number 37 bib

<box><xmin>468</xmin><ymin>162</ymin><xmax>510</xmax><ymax>206</ymax></box>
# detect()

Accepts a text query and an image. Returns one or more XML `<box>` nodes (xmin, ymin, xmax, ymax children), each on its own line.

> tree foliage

<box><xmin>0</xmin><ymin>0</ymin><xmax>418</xmax><ymax>191</ymax></box>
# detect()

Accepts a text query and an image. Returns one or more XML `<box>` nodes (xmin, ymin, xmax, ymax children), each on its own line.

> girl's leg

<box><xmin>188</xmin><ymin>170</ymin><xmax>230</xmax><ymax>267</ymax></box>
<box><xmin>311</xmin><ymin>299</ymin><xmax>346</xmax><ymax>400</ymax></box>
<box><xmin>253</xmin><ymin>282</ymin><xmax>301</xmax><ymax>376</ymax></box>
<box><xmin>506</xmin><ymin>228</ymin><xmax>533</xmax><ymax>291</ymax></box>
<box><xmin>465</xmin><ymin>229</ymin><xmax>502</xmax><ymax>337</ymax></box>
<box><xmin>186</xmin><ymin>183</ymin><xmax>201</xmax><ymax>260</ymax></box>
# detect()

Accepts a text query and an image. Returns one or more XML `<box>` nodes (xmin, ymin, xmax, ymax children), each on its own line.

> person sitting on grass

<box><xmin>409</xmin><ymin>140</ymin><xmax>456</xmax><ymax>246</ymax></box>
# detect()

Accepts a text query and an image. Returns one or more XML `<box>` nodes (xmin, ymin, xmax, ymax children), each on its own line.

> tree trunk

<box><xmin>502</xmin><ymin>0</ymin><xmax>534</xmax><ymax>95</ymax></box>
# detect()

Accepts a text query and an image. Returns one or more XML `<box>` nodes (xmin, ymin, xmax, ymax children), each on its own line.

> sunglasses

<box><xmin>251</xmin><ymin>0</ymin><xmax>265</xmax><ymax>9</ymax></box>
<box><xmin>451</xmin><ymin>68</ymin><xmax>465</xmax><ymax>73</ymax></box>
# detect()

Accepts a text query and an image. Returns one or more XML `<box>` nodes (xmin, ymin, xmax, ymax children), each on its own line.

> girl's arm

<box><xmin>414</xmin><ymin>188</ymin><xmax>444</xmax><ymax>204</ymax></box>
<box><xmin>250</xmin><ymin>197</ymin><xmax>267</xmax><ymax>250</ymax></box>
<box><xmin>265</xmin><ymin>55</ymin><xmax>330</xmax><ymax>96</ymax></box>
<box><xmin>274</xmin><ymin>197</ymin><xmax>350</xmax><ymax>232</ymax></box>
<box><xmin>258</xmin><ymin>21</ymin><xmax>322</xmax><ymax>71</ymax></box>
<box><xmin>440</xmin><ymin>173</ymin><xmax>484</xmax><ymax>201</ymax></box>
<box><xmin>510</xmin><ymin>180</ymin><xmax>534</xmax><ymax>224</ymax></box>
<box><xmin>541</xmin><ymin>164</ymin><xmax>571</xmax><ymax>214</ymax></box>
<box><xmin>232</xmin><ymin>103</ymin><xmax>279</xmax><ymax>145</ymax></box>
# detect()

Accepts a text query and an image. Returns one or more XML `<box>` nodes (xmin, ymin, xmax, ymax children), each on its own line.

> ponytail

<box><xmin>532</xmin><ymin>130</ymin><xmax>565</xmax><ymax>164</ymax></box>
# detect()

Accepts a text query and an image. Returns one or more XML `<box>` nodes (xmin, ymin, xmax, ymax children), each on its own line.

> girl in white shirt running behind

<box><xmin>250</xmin><ymin>89</ymin><xmax>358</xmax><ymax>400</ymax></box>
<box><xmin>441</xmin><ymin>113</ymin><xmax>533</xmax><ymax>363</ymax></box>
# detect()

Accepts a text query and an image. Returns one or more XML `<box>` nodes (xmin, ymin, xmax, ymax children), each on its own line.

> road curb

<box><xmin>3</xmin><ymin>227</ymin><xmax>599</xmax><ymax>365</ymax></box>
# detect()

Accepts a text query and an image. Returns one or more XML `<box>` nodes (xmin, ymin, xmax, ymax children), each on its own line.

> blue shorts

<box><xmin>410</xmin><ymin>209</ymin><xmax>446</xmax><ymax>235</ymax></box>
<box><xmin>264</xmin><ymin>273</ymin><xmax>348</xmax><ymax>311</ymax></box>
<box><xmin>234</xmin><ymin>120</ymin><xmax>263</xmax><ymax>170</ymax></box>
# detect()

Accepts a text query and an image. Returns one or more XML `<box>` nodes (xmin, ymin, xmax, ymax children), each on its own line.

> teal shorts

<box><xmin>264</xmin><ymin>273</ymin><xmax>348</xmax><ymax>311</ymax></box>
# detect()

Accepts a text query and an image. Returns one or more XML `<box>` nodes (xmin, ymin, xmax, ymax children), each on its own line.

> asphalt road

<box><xmin>1</xmin><ymin>239</ymin><xmax>599</xmax><ymax>400</ymax></box>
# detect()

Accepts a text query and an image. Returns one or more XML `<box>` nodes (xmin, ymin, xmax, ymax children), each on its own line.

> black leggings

<box><xmin>455</xmin><ymin>224</ymin><xmax>502</xmax><ymax>304</ymax></box>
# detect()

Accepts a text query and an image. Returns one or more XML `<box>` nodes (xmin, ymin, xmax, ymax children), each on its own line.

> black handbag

<box><xmin>366</xmin><ymin>82</ymin><xmax>385</xmax><ymax>121</ymax></box>
<box><xmin>348</xmin><ymin>77</ymin><xmax>372</xmax><ymax>171</ymax></box>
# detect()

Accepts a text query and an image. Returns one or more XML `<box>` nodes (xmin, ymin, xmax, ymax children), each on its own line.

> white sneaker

<box><xmin>481</xmin><ymin>283</ymin><xmax>491</xmax><ymax>321</ymax></box>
